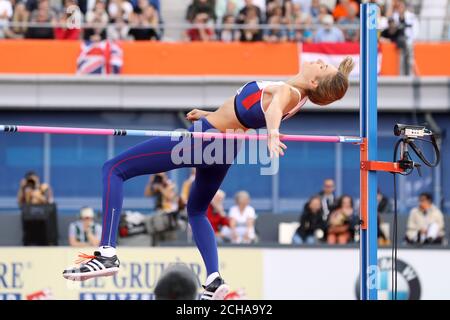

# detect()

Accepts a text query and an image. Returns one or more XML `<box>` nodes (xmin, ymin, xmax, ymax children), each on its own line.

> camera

<box><xmin>394</xmin><ymin>124</ymin><xmax>432</xmax><ymax>138</ymax></box>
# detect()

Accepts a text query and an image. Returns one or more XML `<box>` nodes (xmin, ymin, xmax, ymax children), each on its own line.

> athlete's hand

<box><xmin>186</xmin><ymin>109</ymin><xmax>210</xmax><ymax>122</ymax></box>
<box><xmin>267</xmin><ymin>130</ymin><xmax>287</xmax><ymax>158</ymax></box>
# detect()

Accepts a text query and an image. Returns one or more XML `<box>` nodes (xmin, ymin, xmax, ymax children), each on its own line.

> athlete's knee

<box><xmin>102</xmin><ymin>158</ymin><xmax>124</xmax><ymax>180</ymax></box>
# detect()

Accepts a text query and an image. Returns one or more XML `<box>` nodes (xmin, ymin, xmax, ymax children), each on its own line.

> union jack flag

<box><xmin>77</xmin><ymin>40</ymin><xmax>123</xmax><ymax>75</ymax></box>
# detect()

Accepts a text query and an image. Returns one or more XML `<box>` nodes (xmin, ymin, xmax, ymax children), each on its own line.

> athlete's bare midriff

<box><xmin>205</xmin><ymin>96</ymin><xmax>247</xmax><ymax>132</ymax></box>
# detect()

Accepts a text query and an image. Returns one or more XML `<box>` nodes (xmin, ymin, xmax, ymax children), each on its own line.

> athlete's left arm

<box><xmin>186</xmin><ymin>108</ymin><xmax>211</xmax><ymax>122</ymax></box>
<box><xmin>264</xmin><ymin>84</ymin><xmax>293</xmax><ymax>158</ymax></box>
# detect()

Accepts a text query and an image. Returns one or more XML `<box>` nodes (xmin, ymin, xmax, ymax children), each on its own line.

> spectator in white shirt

<box><xmin>228</xmin><ymin>191</ymin><xmax>257</xmax><ymax>244</ymax></box>
<box><xmin>0</xmin><ymin>0</ymin><xmax>13</xmax><ymax>38</ymax></box>
<box><xmin>68</xmin><ymin>207</ymin><xmax>102</xmax><ymax>247</ymax></box>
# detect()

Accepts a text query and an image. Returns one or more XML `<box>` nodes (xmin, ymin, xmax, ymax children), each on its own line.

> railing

<box><xmin>2</xmin><ymin>16</ymin><xmax>449</xmax><ymax>41</ymax></box>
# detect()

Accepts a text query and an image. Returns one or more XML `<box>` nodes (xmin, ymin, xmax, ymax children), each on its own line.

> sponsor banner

<box><xmin>263</xmin><ymin>248</ymin><xmax>450</xmax><ymax>300</ymax></box>
<box><xmin>0</xmin><ymin>247</ymin><xmax>263</xmax><ymax>300</ymax></box>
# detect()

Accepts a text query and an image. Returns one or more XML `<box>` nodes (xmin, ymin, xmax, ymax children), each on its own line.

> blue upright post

<box><xmin>360</xmin><ymin>2</ymin><xmax>379</xmax><ymax>300</ymax></box>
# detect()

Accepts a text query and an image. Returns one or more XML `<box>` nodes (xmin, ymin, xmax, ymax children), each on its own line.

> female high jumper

<box><xmin>63</xmin><ymin>57</ymin><xmax>354</xmax><ymax>300</ymax></box>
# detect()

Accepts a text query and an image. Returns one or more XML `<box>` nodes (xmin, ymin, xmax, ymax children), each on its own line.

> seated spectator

<box><xmin>314</xmin><ymin>14</ymin><xmax>345</xmax><ymax>43</ymax></box>
<box><xmin>186</xmin><ymin>0</ymin><xmax>215</xmax><ymax>23</ymax></box>
<box><xmin>333</xmin><ymin>0</ymin><xmax>359</xmax><ymax>22</ymax></box>
<box><xmin>107</xmin><ymin>6</ymin><xmax>130</xmax><ymax>40</ymax></box>
<box><xmin>337</xmin><ymin>4</ymin><xmax>359</xmax><ymax>42</ymax></box>
<box><xmin>17</xmin><ymin>171</ymin><xmax>54</xmax><ymax>207</ymax></box>
<box><xmin>292</xmin><ymin>195</ymin><xmax>326</xmax><ymax>244</ymax></box>
<box><xmin>315</xmin><ymin>3</ymin><xmax>331</xmax><ymax>24</ymax></box>
<box><xmin>327</xmin><ymin>195</ymin><xmax>356</xmax><ymax>245</ymax></box>
<box><xmin>263</xmin><ymin>8</ymin><xmax>287</xmax><ymax>42</ymax></box>
<box><xmin>377</xmin><ymin>189</ymin><xmax>391</xmax><ymax>214</ymax></box>
<box><xmin>68</xmin><ymin>206</ymin><xmax>102</xmax><ymax>247</ymax></box>
<box><xmin>319</xmin><ymin>178</ymin><xmax>336</xmax><ymax>220</ymax></box>
<box><xmin>229</xmin><ymin>191</ymin><xmax>257</xmax><ymax>244</ymax></box>
<box><xmin>239</xmin><ymin>5</ymin><xmax>261</xmax><ymax>41</ymax></box>
<box><xmin>128</xmin><ymin>3</ymin><xmax>159</xmax><ymax>40</ymax></box>
<box><xmin>215</xmin><ymin>0</ymin><xmax>243</xmax><ymax>23</ymax></box>
<box><xmin>406</xmin><ymin>193</ymin><xmax>445</xmax><ymax>245</ymax></box>
<box><xmin>0</xmin><ymin>0</ymin><xmax>13</xmax><ymax>38</ymax></box>
<box><xmin>285</xmin><ymin>2</ymin><xmax>312</xmax><ymax>42</ymax></box>
<box><xmin>309</xmin><ymin>0</ymin><xmax>320</xmax><ymax>21</ymax></box>
<box><xmin>108</xmin><ymin>0</ymin><xmax>133</xmax><ymax>21</ymax></box>
<box><xmin>185</xmin><ymin>12</ymin><xmax>214</xmax><ymax>41</ymax></box>
<box><xmin>237</xmin><ymin>0</ymin><xmax>262</xmax><ymax>24</ymax></box>
<box><xmin>84</xmin><ymin>0</ymin><xmax>108</xmax><ymax>41</ymax></box>
<box><xmin>207</xmin><ymin>189</ymin><xmax>231</xmax><ymax>242</ymax></box>
<box><xmin>26</xmin><ymin>0</ymin><xmax>57</xmax><ymax>39</ymax></box>
<box><xmin>217</xmin><ymin>14</ymin><xmax>240</xmax><ymax>42</ymax></box>
<box><xmin>54</xmin><ymin>0</ymin><xmax>82</xmax><ymax>40</ymax></box>
<box><xmin>5</xmin><ymin>1</ymin><xmax>29</xmax><ymax>39</ymax></box>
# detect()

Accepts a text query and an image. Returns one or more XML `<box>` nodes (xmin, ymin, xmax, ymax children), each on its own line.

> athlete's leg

<box><xmin>100</xmin><ymin>135</ymin><xmax>188</xmax><ymax>247</ymax></box>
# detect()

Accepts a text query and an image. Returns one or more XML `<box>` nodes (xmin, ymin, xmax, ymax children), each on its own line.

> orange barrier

<box><xmin>0</xmin><ymin>40</ymin><xmax>447</xmax><ymax>76</ymax></box>
<box><xmin>414</xmin><ymin>42</ymin><xmax>450</xmax><ymax>76</ymax></box>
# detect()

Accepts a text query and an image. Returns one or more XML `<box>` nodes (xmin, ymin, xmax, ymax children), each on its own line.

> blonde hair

<box><xmin>307</xmin><ymin>56</ymin><xmax>355</xmax><ymax>106</ymax></box>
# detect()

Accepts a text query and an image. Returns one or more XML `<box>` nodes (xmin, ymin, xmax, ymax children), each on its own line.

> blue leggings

<box><xmin>100</xmin><ymin>118</ymin><xmax>239</xmax><ymax>276</ymax></box>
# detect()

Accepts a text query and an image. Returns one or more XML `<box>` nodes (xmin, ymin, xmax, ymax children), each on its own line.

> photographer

<box><xmin>17</xmin><ymin>171</ymin><xmax>54</xmax><ymax>208</ymax></box>
<box><xmin>145</xmin><ymin>173</ymin><xmax>179</xmax><ymax>212</ymax></box>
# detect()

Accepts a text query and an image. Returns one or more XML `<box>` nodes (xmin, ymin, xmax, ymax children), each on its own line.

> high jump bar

<box><xmin>0</xmin><ymin>124</ymin><xmax>363</xmax><ymax>144</ymax></box>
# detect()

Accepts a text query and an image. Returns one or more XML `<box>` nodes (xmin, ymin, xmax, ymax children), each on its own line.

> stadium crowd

<box><xmin>16</xmin><ymin>170</ymin><xmax>446</xmax><ymax>247</ymax></box>
<box><xmin>0</xmin><ymin>0</ymin><xmax>418</xmax><ymax>46</ymax></box>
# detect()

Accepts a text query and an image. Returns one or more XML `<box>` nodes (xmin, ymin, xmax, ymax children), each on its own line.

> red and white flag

<box><xmin>299</xmin><ymin>42</ymin><xmax>382</xmax><ymax>77</ymax></box>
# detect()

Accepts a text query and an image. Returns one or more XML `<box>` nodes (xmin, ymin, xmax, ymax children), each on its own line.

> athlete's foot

<box><xmin>62</xmin><ymin>251</ymin><xmax>120</xmax><ymax>281</ymax></box>
<box><xmin>200</xmin><ymin>276</ymin><xmax>230</xmax><ymax>300</ymax></box>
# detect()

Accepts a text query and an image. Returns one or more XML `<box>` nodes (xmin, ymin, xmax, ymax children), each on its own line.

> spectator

<box><xmin>391</xmin><ymin>0</ymin><xmax>418</xmax><ymax>75</ymax></box>
<box><xmin>263</xmin><ymin>6</ymin><xmax>287</xmax><ymax>42</ymax></box>
<box><xmin>185</xmin><ymin>12</ymin><xmax>214</xmax><ymax>41</ymax></box>
<box><xmin>154</xmin><ymin>264</ymin><xmax>198</xmax><ymax>300</ymax></box>
<box><xmin>309</xmin><ymin>0</ymin><xmax>320</xmax><ymax>21</ymax></box>
<box><xmin>217</xmin><ymin>13</ymin><xmax>241</xmax><ymax>41</ymax></box>
<box><xmin>107</xmin><ymin>6</ymin><xmax>129</xmax><ymax>39</ymax></box>
<box><xmin>144</xmin><ymin>173</ymin><xmax>179</xmax><ymax>212</ymax></box>
<box><xmin>128</xmin><ymin>4</ymin><xmax>159</xmax><ymax>40</ymax></box>
<box><xmin>318</xmin><ymin>178</ymin><xmax>336</xmax><ymax>219</ymax></box>
<box><xmin>315</xmin><ymin>3</ymin><xmax>331</xmax><ymax>23</ymax></box>
<box><xmin>326</xmin><ymin>195</ymin><xmax>355</xmax><ymax>245</ymax></box>
<box><xmin>54</xmin><ymin>0</ymin><xmax>82</xmax><ymax>40</ymax></box>
<box><xmin>332</xmin><ymin>0</ymin><xmax>358</xmax><ymax>22</ymax></box>
<box><xmin>337</xmin><ymin>3</ymin><xmax>359</xmax><ymax>42</ymax></box>
<box><xmin>229</xmin><ymin>191</ymin><xmax>257</xmax><ymax>244</ymax></box>
<box><xmin>237</xmin><ymin>0</ymin><xmax>262</xmax><ymax>24</ymax></box>
<box><xmin>292</xmin><ymin>195</ymin><xmax>326</xmax><ymax>244</ymax></box>
<box><xmin>406</xmin><ymin>193</ymin><xmax>445</xmax><ymax>245</ymax></box>
<box><xmin>108</xmin><ymin>0</ymin><xmax>133</xmax><ymax>21</ymax></box>
<box><xmin>239</xmin><ymin>5</ymin><xmax>261</xmax><ymax>41</ymax></box>
<box><xmin>380</xmin><ymin>17</ymin><xmax>404</xmax><ymax>46</ymax></box>
<box><xmin>84</xmin><ymin>0</ymin><xmax>108</xmax><ymax>41</ymax></box>
<box><xmin>207</xmin><ymin>189</ymin><xmax>231</xmax><ymax>242</ymax></box>
<box><xmin>215</xmin><ymin>0</ymin><xmax>243</xmax><ymax>23</ymax></box>
<box><xmin>26</xmin><ymin>0</ymin><xmax>57</xmax><ymax>39</ymax></box>
<box><xmin>377</xmin><ymin>189</ymin><xmax>391</xmax><ymax>214</ymax></box>
<box><xmin>0</xmin><ymin>0</ymin><xmax>13</xmax><ymax>38</ymax></box>
<box><xmin>314</xmin><ymin>14</ymin><xmax>344</xmax><ymax>43</ymax></box>
<box><xmin>17</xmin><ymin>171</ymin><xmax>54</xmax><ymax>207</ymax></box>
<box><xmin>68</xmin><ymin>206</ymin><xmax>102</xmax><ymax>247</ymax></box>
<box><xmin>186</xmin><ymin>0</ymin><xmax>215</xmax><ymax>23</ymax></box>
<box><xmin>4</xmin><ymin>1</ymin><xmax>29</xmax><ymax>38</ymax></box>
<box><xmin>286</xmin><ymin>2</ymin><xmax>312</xmax><ymax>42</ymax></box>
